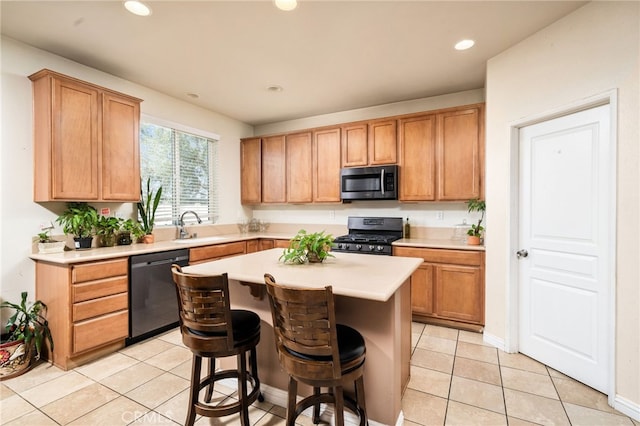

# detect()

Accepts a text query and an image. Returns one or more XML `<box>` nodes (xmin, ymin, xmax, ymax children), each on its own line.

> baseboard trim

<box><xmin>482</xmin><ymin>331</ymin><xmax>506</xmax><ymax>352</ymax></box>
<box><xmin>613</xmin><ymin>394</ymin><xmax>640</xmax><ymax>421</ymax></box>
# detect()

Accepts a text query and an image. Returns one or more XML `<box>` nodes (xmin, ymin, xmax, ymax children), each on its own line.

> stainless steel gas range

<box><xmin>332</xmin><ymin>216</ymin><xmax>403</xmax><ymax>256</ymax></box>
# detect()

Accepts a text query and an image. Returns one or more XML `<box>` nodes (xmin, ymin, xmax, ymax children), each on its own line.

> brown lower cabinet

<box><xmin>35</xmin><ymin>257</ymin><xmax>129</xmax><ymax>370</ymax></box>
<box><xmin>393</xmin><ymin>246</ymin><xmax>485</xmax><ymax>331</ymax></box>
<box><xmin>189</xmin><ymin>241</ymin><xmax>248</xmax><ymax>264</ymax></box>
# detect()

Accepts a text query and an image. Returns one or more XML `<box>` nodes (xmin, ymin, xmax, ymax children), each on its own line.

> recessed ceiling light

<box><xmin>454</xmin><ymin>39</ymin><xmax>475</xmax><ymax>50</ymax></box>
<box><xmin>274</xmin><ymin>0</ymin><xmax>297</xmax><ymax>12</ymax></box>
<box><xmin>124</xmin><ymin>0</ymin><xmax>152</xmax><ymax>16</ymax></box>
<box><xmin>186</xmin><ymin>93</ymin><xmax>199</xmax><ymax>99</ymax></box>
<box><xmin>267</xmin><ymin>85</ymin><xmax>284</xmax><ymax>92</ymax></box>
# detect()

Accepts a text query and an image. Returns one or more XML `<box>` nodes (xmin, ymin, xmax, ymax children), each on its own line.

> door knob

<box><xmin>516</xmin><ymin>249</ymin><xmax>529</xmax><ymax>259</ymax></box>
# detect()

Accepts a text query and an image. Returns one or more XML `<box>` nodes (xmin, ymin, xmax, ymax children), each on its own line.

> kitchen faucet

<box><xmin>178</xmin><ymin>210</ymin><xmax>202</xmax><ymax>239</ymax></box>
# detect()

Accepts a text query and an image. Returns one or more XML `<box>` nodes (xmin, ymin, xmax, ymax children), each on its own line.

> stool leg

<box><xmin>186</xmin><ymin>354</ymin><xmax>202</xmax><ymax>426</ymax></box>
<box><xmin>334</xmin><ymin>385</ymin><xmax>345</xmax><ymax>426</ymax></box>
<box><xmin>286</xmin><ymin>376</ymin><xmax>298</xmax><ymax>426</ymax></box>
<box><xmin>355</xmin><ymin>375</ymin><xmax>368</xmax><ymax>426</ymax></box>
<box><xmin>205</xmin><ymin>356</ymin><xmax>215</xmax><ymax>403</ymax></box>
<box><xmin>312</xmin><ymin>387</ymin><xmax>321</xmax><ymax>423</ymax></box>
<box><xmin>250</xmin><ymin>346</ymin><xmax>263</xmax><ymax>402</ymax></box>
<box><xmin>237</xmin><ymin>350</ymin><xmax>250</xmax><ymax>426</ymax></box>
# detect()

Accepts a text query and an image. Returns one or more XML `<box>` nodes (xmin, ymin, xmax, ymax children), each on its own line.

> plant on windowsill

<box><xmin>0</xmin><ymin>292</ymin><xmax>54</xmax><ymax>380</ymax></box>
<box><xmin>280</xmin><ymin>229</ymin><xmax>335</xmax><ymax>264</ymax></box>
<box><xmin>137</xmin><ymin>178</ymin><xmax>162</xmax><ymax>244</ymax></box>
<box><xmin>56</xmin><ymin>202</ymin><xmax>98</xmax><ymax>249</ymax></box>
<box><xmin>36</xmin><ymin>229</ymin><xmax>66</xmax><ymax>254</ymax></box>
<box><xmin>466</xmin><ymin>198</ymin><xmax>486</xmax><ymax>245</ymax></box>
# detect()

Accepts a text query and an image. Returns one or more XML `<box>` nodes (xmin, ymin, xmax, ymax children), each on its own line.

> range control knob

<box><xmin>355</xmin><ymin>244</ymin><xmax>362</xmax><ymax>251</ymax></box>
<box><xmin>376</xmin><ymin>245</ymin><xmax>384</xmax><ymax>252</ymax></box>
<box><xmin>368</xmin><ymin>245</ymin><xmax>375</xmax><ymax>251</ymax></box>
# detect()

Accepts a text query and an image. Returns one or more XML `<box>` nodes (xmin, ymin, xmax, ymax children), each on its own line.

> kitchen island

<box><xmin>184</xmin><ymin>248</ymin><xmax>423</xmax><ymax>426</ymax></box>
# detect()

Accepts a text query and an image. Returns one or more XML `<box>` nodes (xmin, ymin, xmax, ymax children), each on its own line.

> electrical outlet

<box><xmin>329</xmin><ymin>210</ymin><xmax>335</xmax><ymax>220</ymax></box>
<box><xmin>435</xmin><ymin>211</ymin><xmax>444</xmax><ymax>220</ymax></box>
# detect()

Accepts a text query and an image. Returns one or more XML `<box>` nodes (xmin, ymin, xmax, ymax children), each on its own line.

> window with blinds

<box><xmin>139</xmin><ymin>118</ymin><xmax>219</xmax><ymax>226</ymax></box>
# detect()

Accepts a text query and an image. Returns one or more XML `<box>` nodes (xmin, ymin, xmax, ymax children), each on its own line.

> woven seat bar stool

<box><xmin>172</xmin><ymin>265</ymin><xmax>263</xmax><ymax>426</ymax></box>
<box><xmin>263</xmin><ymin>273</ymin><xmax>368</xmax><ymax>426</ymax></box>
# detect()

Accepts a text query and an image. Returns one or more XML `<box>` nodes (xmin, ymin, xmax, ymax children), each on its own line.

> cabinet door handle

<box><xmin>516</xmin><ymin>249</ymin><xmax>529</xmax><ymax>259</ymax></box>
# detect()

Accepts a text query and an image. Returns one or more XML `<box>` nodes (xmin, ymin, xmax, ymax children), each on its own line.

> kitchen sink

<box><xmin>172</xmin><ymin>236</ymin><xmax>226</xmax><ymax>244</ymax></box>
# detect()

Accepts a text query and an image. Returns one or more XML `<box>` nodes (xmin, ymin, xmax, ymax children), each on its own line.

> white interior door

<box><xmin>518</xmin><ymin>104</ymin><xmax>611</xmax><ymax>393</ymax></box>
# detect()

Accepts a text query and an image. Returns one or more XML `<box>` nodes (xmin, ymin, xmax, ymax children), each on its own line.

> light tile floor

<box><xmin>1</xmin><ymin>323</ymin><xmax>638</xmax><ymax>425</ymax></box>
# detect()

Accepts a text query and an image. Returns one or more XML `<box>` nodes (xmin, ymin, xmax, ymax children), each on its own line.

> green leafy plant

<box><xmin>137</xmin><ymin>178</ymin><xmax>162</xmax><ymax>235</ymax></box>
<box><xmin>37</xmin><ymin>230</ymin><xmax>55</xmax><ymax>243</ymax></box>
<box><xmin>56</xmin><ymin>202</ymin><xmax>98</xmax><ymax>238</ymax></box>
<box><xmin>95</xmin><ymin>216</ymin><xmax>123</xmax><ymax>247</ymax></box>
<box><xmin>1</xmin><ymin>292</ymin><xmax>54</xmax><ymax>361</ymax></box>
<box><xmin>120</xmin><ymin>219</ymin><xmax>145</xmax><ymax>241</ymax></box>
<box><xmin>280</xmin><ymin>229</ymin><xmax>335</xmax><ymax>264</ymax></box>
<box><xmin>466</xmin><ymin>198</ymin><xmax>486</xmax><ymax>238</ymax></box>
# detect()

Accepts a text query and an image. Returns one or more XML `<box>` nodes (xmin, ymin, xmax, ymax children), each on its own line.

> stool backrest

<box><xmin>172</xmin><ymin>265</ymin><xmax>234</xmax><ymax>351</ymax></box>
<box><xmin>263</xmin><ymin>273</ymin><xmax>341</xmax><ymax>381</ymax></box>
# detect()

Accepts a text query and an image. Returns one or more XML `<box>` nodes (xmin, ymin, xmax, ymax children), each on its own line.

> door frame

<box><xmin>505</xmin><ymin>90</ymin><xmax>618</xmax><ymax>403</ymax></box>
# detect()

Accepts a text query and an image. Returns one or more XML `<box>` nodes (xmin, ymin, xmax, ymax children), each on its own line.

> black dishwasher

<box><xmin>127</xmin><ymin>249</ymin><xmax>189</xmax><ymax>345</ymax></box>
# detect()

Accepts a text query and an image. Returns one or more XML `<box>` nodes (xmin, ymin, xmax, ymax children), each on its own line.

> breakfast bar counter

<box><xmin>184</xmin><ymin>248</ymin><xmax>423</xmax><ymax>425</ymax></box>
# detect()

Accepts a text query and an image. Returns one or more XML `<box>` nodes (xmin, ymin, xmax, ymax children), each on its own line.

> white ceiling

<box><xmin>1</xmin><ymin>1</ymin><xmax>585</xmax><ymax>126</ymax></box>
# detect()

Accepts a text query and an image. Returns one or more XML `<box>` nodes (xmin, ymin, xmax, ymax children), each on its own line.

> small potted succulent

<box><xmin>466</xmin><ymin>198</ymin><xmax>486</xmax><ymax>245</ymax></box>
<box><xmin>280</xmin><ymin>229</ymin><xmax>335</xmax><ymax>264</ymax></box>
<box><xmin>36</xmin><ymin>229</ymin><xmax>66</xmax><ymax>254</ymax></box>
<box><xmin>95</xmin><ymin>216</ymin><xmax>123</xmax><ymax>247</ymax></box>
<box><xmin>56</xmin><ymin>202</ymin><xmax>98</xmax><ymax>249</ymax></box>
<box><xmin>0</xmin><ymin>292</ymin><xmax>54</xmax><ymax>379</ymax></box>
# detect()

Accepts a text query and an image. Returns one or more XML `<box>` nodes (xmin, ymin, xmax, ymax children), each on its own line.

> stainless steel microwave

<box><xmin>340</xmin><ymin>165</ymin><xmax>398</xmax><ymax>201</ymax></box>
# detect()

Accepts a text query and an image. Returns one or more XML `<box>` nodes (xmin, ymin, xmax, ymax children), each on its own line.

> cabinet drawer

<box><xmin>72</xmin><ymin>258</ymin><xmax>128</xmax><ymax>283</ymax></box>
<box><xmin>73</xmin><ymin>293</ymin><xmax>128</xmax><ymax>322</ymax></box>
<box><xmin>73</xmin><ymin>310</ymin><xmax>128</xmax><ymax>354</ymax></box>
<box><xmin>394</xmin><ymin>247</ymin><xmax>482</xmax><ymax>266</ymax></box>
<box><xmin>72</xmin><ymin>276</ymin><xmax>128</xmax><ymax>303</ymax></box>
<box><xmin>189</xmin><ymin>241</ymin><xmax>246</xmax><ymax>263</ymax></box>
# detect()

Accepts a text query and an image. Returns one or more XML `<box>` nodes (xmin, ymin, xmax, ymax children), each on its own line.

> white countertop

<box><xmin>29</xmin><ymin>231</ymin><xmax>483</xmax><ymax>265</ymax></box>
<box><xmin>183</xmin><ymin>248</ymin><xmax>423</xmax><ymax>302</ymax></box>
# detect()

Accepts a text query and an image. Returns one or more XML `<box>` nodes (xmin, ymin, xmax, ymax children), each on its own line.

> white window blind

<box><xmin>139</xmin><ymin>118</ymin><xmax>219</xmax><ymax>226</ymax></box>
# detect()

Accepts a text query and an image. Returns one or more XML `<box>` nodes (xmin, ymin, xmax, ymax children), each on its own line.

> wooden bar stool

<box><xmin>172</xmin><ymin>265</ymin><xmax>262</xmax><ymax>426</ymax></box>
<box><xmin>263</xmin><ymin>273</ymin><xmax>368</xmax><ymax>426</ymax></box>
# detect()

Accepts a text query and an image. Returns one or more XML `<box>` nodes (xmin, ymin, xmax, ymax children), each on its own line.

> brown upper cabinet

<box><xmin>30</xmin><ymin>69</ymin><xmax>142</xmax><ymax>202</ymax></box>
<box><xmin>398</xmin><ymin>114</ymin><xmax>437</xmax><ymax>201</ymax></box>
<box><xmin>261</xmin><ymin>134</ymin><xmax>286</xmax><ymax>203</ymax></box>
<box><xmin>240</xmin><ymin>137</ymin><xmax>262</xmax><ymax>204</ymax></box>
<box><xmin>341</xmin><ymin>123</ymin><xmax>368</xmax><ymax>167</ymax></box>
<box><xmin>436</xmin><ymin>106</ymin><xmax>483</xmax><ymax>200</ymax></box>
<box><xmin>341</xmin><ymin>119</ymin><xmax>397</xmax><ymax>167</ymax></box>
<box><xmin>312</xmin><ymin>127</ymin><xmax>342</xmax><ymax>202</ymax></box>
<box><xmin>399</xmin><ymin>103</ymin><xmax>484</xmax><ymax>201</ymax></box>
<box><xmin>286</xmin><ymin>132</ymin><xmax>313</xmax><ymax>203</ymax></box>
<box><xmin>368</xmin><ymin>119</ymin><xmax>397</xmax><ymax>165</ymax></box>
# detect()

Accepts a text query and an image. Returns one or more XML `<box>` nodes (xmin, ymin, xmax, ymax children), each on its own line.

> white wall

<box><xmin>0</xmin><ymin>37</ymin><xmax>253</xmax><ymax>308</ymax></box>
<box><xmin>485</xmin><ymin>1</ymin><xmax>639</xmax><ymax>413</ymax></box>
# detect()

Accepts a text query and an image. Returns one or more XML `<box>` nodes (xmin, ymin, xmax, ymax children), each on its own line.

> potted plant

<box><xmin>36</xmin><ymin>229</ymin><xmax>66</xmax><ymax>254</ymax></box>
<box><xmin>56</xmin><ymin>202</ymin><xmax>98</xmax><ymax>249</ymax></box>
<box><xmin>0</xmin><ymin>292</ymin><xmax>54</xmax><ymax>380</ymax></box>
<box><xmin>137</xmin><ymin>178</ymin><xmax>162</xmax><ymax>244</ymax></box>
<box><xmin>95</xmin><ymin>216</ymin><xmax>122</xmax><ymax>247</ymax></box>
<box><xmin>280</xmin><ymin>229</ymin><xmax>335</xmax><ymax>264</ymax></box>
<box><xmin>466</xmin><ymin>198</ymin><xmax>486</xmax><ymax>245</ymax></box>
<box><xmin>117</xmin><ymin>219</ymin><xmax>144</xmax><ymax>245</ymax></box>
